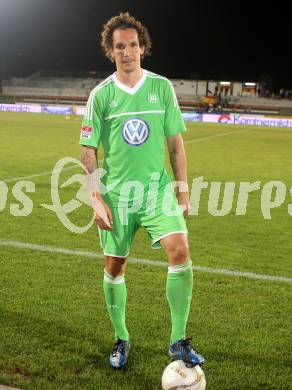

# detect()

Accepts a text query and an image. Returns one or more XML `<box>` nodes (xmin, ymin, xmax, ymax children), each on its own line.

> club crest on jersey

<box><xmin>148</xmin><ymin>93</ymin><xmax>158</xmax><ymax>103</ymax></box>
<box><xmin>122</xmin><ymin>118</ymin><xmax>150</xmax><ymax>146</ymax></box>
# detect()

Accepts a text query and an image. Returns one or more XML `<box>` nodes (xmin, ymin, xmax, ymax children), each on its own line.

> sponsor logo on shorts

<box><xmin>122</xmin><ymin>118</ymin><xmax>150</xmax><ymax>146</ymax></box>
<box><xmin>80</xmin><ymin>125</ymin><xmax>93</xmax><ymax>139</ymax></box>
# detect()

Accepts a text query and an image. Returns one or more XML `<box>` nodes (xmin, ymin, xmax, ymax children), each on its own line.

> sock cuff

<box><xmin>104</xmin><ymin>270</ymin><xmax>125</xmax><ymax>284</ymax></box>
<box><xmin>168</xmin><ymin>260</ymin><xmax>192</xmax><ymax>274</ymax></box>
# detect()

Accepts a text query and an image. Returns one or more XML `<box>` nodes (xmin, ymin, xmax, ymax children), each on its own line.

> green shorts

<box><xmin>98</xmin><ymin>186</ymin><xmax>188</xmax><ymax>258</ymax></box>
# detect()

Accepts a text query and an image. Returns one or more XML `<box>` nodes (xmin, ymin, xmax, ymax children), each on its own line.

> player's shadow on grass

<box><xmin>1</xmin><ymin>307</ymin><xmax>165</xmax><ymax>389</ymax></box>
<box><xmin>1</xmin><ymin>307</ymin><xmax>165</xmax><ymax>375</ymax></box>
<box><xmin>1</xmin><ymin>307</ymin><xmax>108</xmax><ymax>365</ymax></box>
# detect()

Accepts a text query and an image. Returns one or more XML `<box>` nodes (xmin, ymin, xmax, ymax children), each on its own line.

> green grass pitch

<box><xmin>0</xmin><ymin>112</ymin><xmax>291</xmax><ymax>389</ymax></box>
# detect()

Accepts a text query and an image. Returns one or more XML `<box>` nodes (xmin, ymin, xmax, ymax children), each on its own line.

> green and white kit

<box><xmin>80</xmin><ymin>69</ymin><xmax>188</xmax><ymax>257</ymax></box>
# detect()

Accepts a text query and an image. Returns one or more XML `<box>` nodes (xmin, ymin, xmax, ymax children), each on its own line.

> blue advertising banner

<box><xmin>182</xmin><ymin>112</ymin><xmax>202</xmax><ymax>122</ymax></box>
<box><xmin>41</xmin><ymin>106</ymin><xmax>71</xmax><ymax>115</ymax></box>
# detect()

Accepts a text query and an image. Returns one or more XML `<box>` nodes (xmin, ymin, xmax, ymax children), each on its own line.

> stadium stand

<box><xmin>2</xmin><ymin>71</ymin><xmax>292</xmax><ymax>116</ymax></box>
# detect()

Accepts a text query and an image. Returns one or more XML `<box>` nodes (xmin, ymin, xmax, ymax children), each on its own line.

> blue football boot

<box><xmin>109</xmin><ymin>338</ymin><xmax>130</xmax><ymax>369</ymax></box>
<box><xmin>169</xmin><ymin>338</ymin><xmax>205</xmax><ymax>367</ymax></box>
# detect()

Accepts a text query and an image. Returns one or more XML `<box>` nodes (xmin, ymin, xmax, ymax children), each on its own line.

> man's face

<box><xmin>110</xmin><ymin>28</ymin><xmax>145</xmax><ymax>73</ymax></box>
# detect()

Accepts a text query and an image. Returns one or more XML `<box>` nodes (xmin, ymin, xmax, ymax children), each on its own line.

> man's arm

<box><xmin>81</xmin><ymin>145</ymin><xmax>113</xmax><ymax>230</ymax></box>
<box><xmin>81</xmin><ymin>145</ymin><xmax>98</xmax><ymax>174</ymax></box>
<box><xmin>167</xmin><ymin>134</ymin><xmax>190</xmax><ymax>217</ymax></box>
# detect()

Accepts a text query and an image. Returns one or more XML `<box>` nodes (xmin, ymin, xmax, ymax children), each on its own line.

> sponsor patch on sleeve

<box><xmin>80</xmin><ymin>125</ymin><xmax>93</xmax><ymax>139</ymax></box>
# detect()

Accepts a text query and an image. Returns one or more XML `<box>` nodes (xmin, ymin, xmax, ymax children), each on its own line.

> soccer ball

<box><xmin>161</xmin><ymin>360</ymin><xmax>206</xmax><ymax>390</ymax></box>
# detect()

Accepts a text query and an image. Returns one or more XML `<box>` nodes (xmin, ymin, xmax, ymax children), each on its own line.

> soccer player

<box><xmin>80</xmin><ymin>12</ymin><xmax>205</xmax><ymax>369</ymax></box>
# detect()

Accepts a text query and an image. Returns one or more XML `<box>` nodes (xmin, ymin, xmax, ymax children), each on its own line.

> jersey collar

<box><xmin>112</xmin><ymin>69</ymin><xmax>147</xmax><ymax>95</ymax></box>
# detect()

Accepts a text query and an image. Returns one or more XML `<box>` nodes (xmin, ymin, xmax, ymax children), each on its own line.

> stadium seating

<box><xmin>2</xmin><ymin>72</ymin><xmax>292</xmax><ymax>115</ymax></box>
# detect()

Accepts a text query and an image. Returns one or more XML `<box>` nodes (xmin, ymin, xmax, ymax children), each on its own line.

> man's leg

<box><xmin>103</xmin><ymin>256</ymin><xmax>130</xmax><ymax>368</ymax></box>
<box><xmin>160</xmin><ymin>233</ymin><xmax>205</xmax><ymax>366</ymax></box>
<box><xmin>160</xmin><ymin>233</ymin><xmax>192</xmax><ymax>341</ymax></box>
<box><xmin>104</xmin><ymin>256</ymin><xmax>129</xmax><ymax>340</ymax></box>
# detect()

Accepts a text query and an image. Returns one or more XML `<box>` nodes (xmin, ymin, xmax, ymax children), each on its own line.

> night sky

<box><xmin>0</xmin><ymin>0</ymin><xmax>291</xmax><ymax>89</ymax></box>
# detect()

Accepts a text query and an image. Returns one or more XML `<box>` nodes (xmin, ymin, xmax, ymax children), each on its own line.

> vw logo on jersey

<box><xmin>122</xmin><ymin>118</ymin><xmax>150</xmax><ymax>146</ymax></box>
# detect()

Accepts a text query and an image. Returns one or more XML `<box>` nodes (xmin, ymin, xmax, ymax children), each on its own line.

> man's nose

<box><xmin>123</xmin><ymin>46</ymin><xmax>130</xmax><ymax>56</ymax></box>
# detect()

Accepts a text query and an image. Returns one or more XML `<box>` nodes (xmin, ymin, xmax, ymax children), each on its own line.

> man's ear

<box><xmin>110</xmin><ymin>49</ymin><xmax>115</xmax><ymax>63</ymax></box>
<box><xmin>140</xmin><ymin>45</ymin><xmax>145</xmax><ymax>56</ymax></box>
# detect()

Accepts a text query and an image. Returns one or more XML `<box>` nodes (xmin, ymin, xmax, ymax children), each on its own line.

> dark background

<box><xmin>0</xmin><ymin>0</ymin><xmax>291</xmax><ymax>90</ymax></box>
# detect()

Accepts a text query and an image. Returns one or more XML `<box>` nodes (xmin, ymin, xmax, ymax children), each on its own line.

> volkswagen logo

<box><xmin>122</xmin><ymin>118</ymin><xmax>150</xmax><ymax>146</ymax></box>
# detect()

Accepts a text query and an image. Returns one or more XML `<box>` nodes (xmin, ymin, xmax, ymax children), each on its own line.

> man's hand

<box><xmin>81</xmin><ymin>146</ymin><xmax>113</xmax><ymax>230</ymax></box>
<box><xmin>92</xmin><ymin>192</ymin><xmax>113</xmax><ymax>230</ymax></box>
<box><xmin>177</xmin><ymin>191</ymin><xmax>190</xmax><ymax>218</ymax></box>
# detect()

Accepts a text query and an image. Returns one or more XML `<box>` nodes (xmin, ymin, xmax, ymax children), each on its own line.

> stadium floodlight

<box><xmin>244</xmin><ymin>82</ymin><xmax>256</xmax><ymax>86</ymax></box>
<box><xmin>220</xmin><ymin>81</ymin><xmax>231</xmax><ymax>85</ymax></box>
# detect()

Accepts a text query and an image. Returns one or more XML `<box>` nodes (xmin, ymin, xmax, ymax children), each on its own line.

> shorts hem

<box><xmin>103</xmin><ymin>251</ymin><xmax>129</xmax><ymax>259</ymax></box>
<box><xmin>152</xmin><ymin>230</ymin><xmax>188</xmax><ymax>247</ymax></box>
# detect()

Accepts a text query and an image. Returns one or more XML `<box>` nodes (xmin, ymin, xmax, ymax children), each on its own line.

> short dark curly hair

<box><xmin>101</xmin><ymin>12</ymin><xmax>152</xmax><ymax>61</ymax></box>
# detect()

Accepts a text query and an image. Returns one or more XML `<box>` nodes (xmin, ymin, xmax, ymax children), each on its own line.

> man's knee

<box><xmin>105</xmin><ymin>256</ymin><xmax>127</xmax><ymax>277</ymax></box>
<box><xmin>167</xmin><ymin>241</ymin><xmax>189</xmax><ymax>264</ymax></box>
<box><xmin>160</xmin><ymin>233</ymin><xmax>190</xmax><ymax>264</ymax></box>
<box><xmin>172</xmin><ymin>245</ymin><xmax>189</xmax><ymax>263</ymax></box>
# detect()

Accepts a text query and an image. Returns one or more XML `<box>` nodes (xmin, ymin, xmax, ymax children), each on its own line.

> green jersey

<box><xmin>79</xmin><ymin>69</ymin><xmax>186</xmax><ymax>206</ymax></box>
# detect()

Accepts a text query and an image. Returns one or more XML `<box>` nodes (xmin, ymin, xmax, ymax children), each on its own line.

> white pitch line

<box><xmin>3</xmin><ymin>128</ymin><xmax>249</xmax><ymax>183</ymax></box>
<box><xmin>1</xmin><ymin>239</ymin><xmax>291</xmax><ymax>284</ymax></box>
<box><xmin>184</xmin><ymin>129</ymin><xmax>251</xmax><ymax>144</ymax></box>
<box><xmin>3</xmin><ymin>130</ymin><xmax>248</xmax><ymax>183</ymax></box>
<box><xmin>3</xmin><ymin>160</ymin><xmax>104</xmax><ymax>183</ymax></box>
<box><xmin>3</xmin><ymin>165</ymin><xmax>77</xmax><ymax>183</ymax></box>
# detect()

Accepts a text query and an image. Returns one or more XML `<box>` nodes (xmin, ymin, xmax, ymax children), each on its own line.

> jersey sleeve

<box><xmin>79</xmin><ymin>90</ymin><xmax>103</xmax><ymax>148</ymax></box>
<box><xmin>163</xmin><ymin>80</ymin><xmax>186</xmax><ymax>138</ymax></box>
